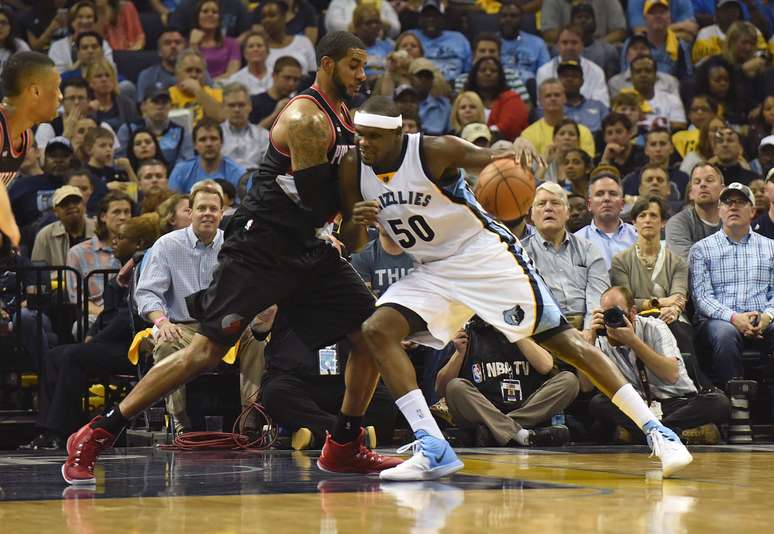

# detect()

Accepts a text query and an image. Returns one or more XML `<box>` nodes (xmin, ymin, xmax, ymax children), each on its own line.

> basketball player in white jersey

<box><xmin>336</xmin><ymin>96</ymin><xmax>693</xmax><ymax>481</ymax></box>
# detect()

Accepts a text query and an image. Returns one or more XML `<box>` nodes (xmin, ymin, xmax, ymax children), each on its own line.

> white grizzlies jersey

<box><xmin>360</xmin><ymin>133</ymin><xmax>497</xmax><ymax>263</ymax></box>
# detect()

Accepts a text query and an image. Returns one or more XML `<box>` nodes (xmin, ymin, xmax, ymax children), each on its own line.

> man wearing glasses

<box><xmin>34</xmin><ymin>78</ymin><xmax>91</xmax><ymax>151</ymax></box>
<box><xmin>689</xmin><ymin>182</ymin><xmax>774</xmax><ymax>388</ymax></box>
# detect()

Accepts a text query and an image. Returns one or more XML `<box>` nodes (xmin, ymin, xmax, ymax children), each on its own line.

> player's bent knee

<box><xmin>361</xmin><ymin>316</ymin><xmax>401</xmax><ymax>347</ymax></box>
<box><xmin>188</xmin><ymin>334</ymin><xmax>229</xmax><ymax>369</ymax></box>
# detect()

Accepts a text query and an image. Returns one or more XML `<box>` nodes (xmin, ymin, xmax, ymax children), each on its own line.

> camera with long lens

<box><xmin>596</xmin><ymin>307</ymin><xmax>627</xmax><ymax>337</ymax></box>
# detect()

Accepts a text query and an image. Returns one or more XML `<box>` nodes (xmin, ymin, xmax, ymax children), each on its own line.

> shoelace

<box><xmin>396</xmin><ymin>439</ymin><xmax>423</xmax><ymax>456</ymax></box>
<box><xmin>647</xmin><ymin>428</ymin><xmax>664</xmax><ymax>458</ymax></box>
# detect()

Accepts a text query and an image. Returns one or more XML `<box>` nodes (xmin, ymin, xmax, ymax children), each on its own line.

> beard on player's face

<box><xmin>331</xmin><ymin>64</ymin><xmax>355</xmax><ymax>105</ymax></box>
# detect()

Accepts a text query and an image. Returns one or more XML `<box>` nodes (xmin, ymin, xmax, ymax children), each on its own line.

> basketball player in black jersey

<box><xmin>0</xmin><ymin>51</ymin><xmax>62</xmax><ymax>249</ymax></box>
<box><xmin>63</xmin><ymin>32</ymin><xmax>403</xmax><ymax>485</ymax></box>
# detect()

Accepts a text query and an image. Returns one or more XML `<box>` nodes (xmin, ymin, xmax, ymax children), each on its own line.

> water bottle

<box><xmin>551</xmin><ymin>412</ymin><xmax>565</xmax><ymax>426</ymax></box>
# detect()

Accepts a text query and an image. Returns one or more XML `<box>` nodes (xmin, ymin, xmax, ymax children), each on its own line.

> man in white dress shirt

<box><xmin>221</xmin><ymin>83</ymin><xmax>269</xmax><ymax>170</ymax></box>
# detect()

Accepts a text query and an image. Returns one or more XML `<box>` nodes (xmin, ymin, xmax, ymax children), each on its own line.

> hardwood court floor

<box><xmin>2</xmin><ymin>444</ymin><xmax>774</xmax><ymax>533</ymax></box>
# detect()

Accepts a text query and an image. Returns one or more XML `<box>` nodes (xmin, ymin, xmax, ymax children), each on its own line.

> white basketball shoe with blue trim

<box><xmin>645</xmin><ymin>420</ymin><xmax>693</xmax><ymax>477</ymax></box>
<box><xmin>379</xmin><ymin>430</ymin><xmax>464</xmax><ymax>481</ymax></box>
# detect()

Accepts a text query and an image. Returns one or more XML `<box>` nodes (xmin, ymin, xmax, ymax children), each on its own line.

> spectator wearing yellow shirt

<box><xmin>168</xmin><ymin>49</ymin><xmax>225</xmax><ymax>124</ymax></box>
<box><xmin>672</xmin><ymin>95</ymin><xmax>718</xmax><ymax>158</ymax></box>
<box><xmin>521</xmin><ymin>78</ymin><xmax>596</xmax><ymax>159</ymax></box>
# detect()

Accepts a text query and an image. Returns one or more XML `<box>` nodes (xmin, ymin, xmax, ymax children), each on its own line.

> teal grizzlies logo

<box><xmin>503</xmin><ymin>305</ymin><xmax>525</xmax><ymax>326</ymax></box>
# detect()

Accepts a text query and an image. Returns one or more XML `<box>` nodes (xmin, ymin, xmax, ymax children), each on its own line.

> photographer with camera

<box><xmin>587</xmin><ymin>286</ymin><xmax>730</xmax><ymax>444</ymax></box>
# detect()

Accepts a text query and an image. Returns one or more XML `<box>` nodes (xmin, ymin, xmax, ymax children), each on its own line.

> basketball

<box><xmin>474</xmin><ymin>158</ymin><xmax>536</xmax><ymax>221</ymax></box>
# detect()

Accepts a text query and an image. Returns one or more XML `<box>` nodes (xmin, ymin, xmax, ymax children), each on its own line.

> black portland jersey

<box><xmin>0</xmin><ymin>106</ymin><xmax>31</xmax><ymax>187</ymax></box>
<box><xmin>241</xmin><ymin>85</ymin><xmax>356</xmax><ymax>232</ymax></box>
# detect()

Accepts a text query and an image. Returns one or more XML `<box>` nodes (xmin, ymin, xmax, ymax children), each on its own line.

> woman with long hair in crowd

<box><xmin>694</xmin><ymin>56</ymin><xmax>734</xmax><ymax>123</ymax></box>
<box><xmin>540</xmin><ymin>119</ymin><xmax>582</xmax><ymax>183</ymax></box>
<box><xmin>127</xmin><ymin>128</ymin><xmax>167</xmax><ymax>176</ymax></box>
<box><xmin>189</xmin><ymin>0</ymin><xmax>241</xmax><ymax>81</ymax></box>
<box><xmin>560</xmin><ymin>147</ymin><xmax>593</xmax><ymax>196</ymax></box>
<box><xmin>85</xmin><ymin>58</ymin><xmax>139</xmax><ymax>133</ymax></box>
<box><xmin>450</xmin><ymin>91</ymin><xmax>486</xmax><ymax>136</ymax></box>
<box><xmin>464</xmin><ymin>57</ymin><xmax>528</xmax><ymax>141</ymax></box>
<box><xmin>679</xmin><ymin>116</ymin><xmax>726</xmax><ymax>174</ymax></box>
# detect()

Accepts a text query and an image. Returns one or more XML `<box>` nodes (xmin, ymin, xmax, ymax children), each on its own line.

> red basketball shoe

<box><xmin>317</xmin><ymin>428</ymin><xmax>403</xmax><ymax>474</ymax></box>
<box><xmin>62</xmin><ymin>416</ymin><xmax>116</xmax><ymax>485</ymax></box>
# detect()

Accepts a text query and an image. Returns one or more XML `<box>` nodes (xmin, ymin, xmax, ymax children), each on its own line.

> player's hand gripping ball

<box><xmin>474</xmin><ymin>157</ymin><xmax>537</xmax><ymax>222</ymax></box>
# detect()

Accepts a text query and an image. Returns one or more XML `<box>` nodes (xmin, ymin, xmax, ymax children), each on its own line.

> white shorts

<box><xmin>377</xmin><ymin>231</ymin><xmax>565</xmax><ymax>349</ymax></box>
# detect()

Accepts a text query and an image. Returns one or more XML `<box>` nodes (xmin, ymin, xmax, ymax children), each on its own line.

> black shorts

<box><xmin>186</xmin><ymin>212</ymin><xmax>375</xmax><ymax>348</ymax></box>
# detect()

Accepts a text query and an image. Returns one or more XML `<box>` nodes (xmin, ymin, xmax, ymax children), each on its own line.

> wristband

<box><xmin>153</xmin><ymin>315</ymin><xmax>168</xmax><ymax>326</ymax></box>
<box><xmin>730</xmin><ymin>313</ymin><xmax>737</xmax><ymax>323</ymax></box>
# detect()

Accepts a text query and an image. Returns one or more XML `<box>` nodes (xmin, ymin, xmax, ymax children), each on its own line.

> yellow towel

<box><xmin>664</xmin><ymin>28</ymin><xmax>680</xmax><ymax>62</ymax></box>
<box><xmin>127</xmin><ymin>328</ymin><xmax>239</xmax><ymax>365</ymax></box>
<box><xmin>476</xmin><ymin>0</ymin><xmax>501</xmax><ymax>14</ymax></box>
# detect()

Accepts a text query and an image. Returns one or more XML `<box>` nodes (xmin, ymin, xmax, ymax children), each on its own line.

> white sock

<box><xmin>514</xmin><ymin>428</ymin><xmax>531</xmax><ymax>446</ymax></box>
<box><xmin>612</xmin><ymin>383</ymin><xmax>657</xmax><ymax>430</ymax></box>
<box><xmin>395</xmin><ymin>389</ymin><xmax>444</xmax><ymax>439</ymax></box>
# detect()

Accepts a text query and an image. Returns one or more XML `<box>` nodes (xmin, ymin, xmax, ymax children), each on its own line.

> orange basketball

<box><xmin>474</xmin><ymin>159</ymin><xmax>536</xmax><ymax>221</ymax></box>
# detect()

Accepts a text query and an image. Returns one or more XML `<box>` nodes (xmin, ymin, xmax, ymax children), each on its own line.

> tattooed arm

<box><xmin>275</xmin><ymin>99</ymin><xmax>339</xmax><ymax>224</ymax></box>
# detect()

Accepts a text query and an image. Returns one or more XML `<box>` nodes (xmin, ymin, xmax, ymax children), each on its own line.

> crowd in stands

<box><xmin>3</xmin><ymin>0</ymin><xmax>774</xmax><ymax>451</ymax></box>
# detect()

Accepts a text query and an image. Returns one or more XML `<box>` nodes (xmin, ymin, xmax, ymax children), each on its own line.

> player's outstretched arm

<box><xmin>422</xmin><ymin>135</ymin><xmax>544</xmax><ymax>185</ymax></box>
<box><xmin>338</xmin><ymin>150</ymin><xmax>377</xmax><ymax>254</ymax></box>
<box><xmin>0</xmin><ymin>183</ymin><xmax>20</xmax><ymax>247</ymax></box>
<box><xmin>421</xmin><ymin>135</ymin><xmax>518</xmax><ymax>185</ymax></box>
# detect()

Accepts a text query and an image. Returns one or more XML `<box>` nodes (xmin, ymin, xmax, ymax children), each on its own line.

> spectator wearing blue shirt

<box><xmin>574</xmin><ymin>167</ymin><xmax>637</xmax><ymax>269</ymax></box>
<box><xmin>621</xmin><ymin>1</ymin><xmax>694</xmax><ymax>82</ymax></box>
<box><xmin>628</xmin><ymin>0</ymin><xmax>699</xmax><ymax>42</ymax></box>
<box><xmin>690</xmin><ymin>183</ymin><xmax>774</xmax><ymax>387</ymax></box>
<box><xmin>169</xmin><ymin>118</ymin><xmax>246</xmax><ymax>193</ymax></box>
<box><xmin>136</xmin><ymin>28</ymin><xmax>189</xmax><ymax>103</ymax></box>
<box><xmin>352</xmin><ymin>4</ymin><xmax>394</xmax><ymax>80</ymax></box>
<box><xmin>117</xmin><ymin>87</ymin><xmax>194</xmax><ymax>167</ymax></box>
<box><xmin>556</xmin><ymin>60</ymin><xmax>609</xmax><ymax>135</ymax></box>
<box><xmin>412</xmin><ymin>0</ymin><xmax>472</xmax><ymax>81</ymax></box>
<box><xmin>498</xmin><ymin>1</ymin><xmax>550</xmax><ymax>84</ymax></box>
<box><xmin>408</xmin><ymin>58</ymin><xmax>450</xmax><ymax>135</ymax></box>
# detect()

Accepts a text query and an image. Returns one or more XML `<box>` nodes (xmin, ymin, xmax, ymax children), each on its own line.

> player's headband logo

<box><xmin>353</xmin><ymin>111</ymin><xmax>403</xmax><ymax>130</ymax></box>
